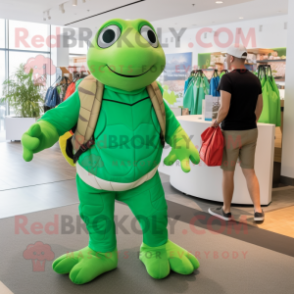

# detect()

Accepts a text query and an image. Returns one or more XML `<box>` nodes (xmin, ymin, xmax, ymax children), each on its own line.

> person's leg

<box><xmin>222</xmin><ymin>170</ymin><xmax>235</xmax><ymax>213</ymax></box>
<box><xmin>242</xmin><ymin>168</ymin><xmax>262</xmax><ymax>213</ymax></box>
<box><xmin>209</xmin><ymin>131</ymin><xmax>239</xmax><ymax>220</ymax></box>
<box><xmin>239</xmin><ymin>129</ymin><xmax>263</xmax><ymax>214</ymax></box>
<box><xmin>52</xmin><ymin>174</ymin><xmax>118</xmax><ymax>284</ymax></box>
<box><xmin>117</xmin><ymin>171</ymin><xmax>199</xmax><ymax>279</ymax></box>
<box><xmin>221</xmin><ymin>131</ymin><xmax>240</xmax><ymax>213</ymax></box>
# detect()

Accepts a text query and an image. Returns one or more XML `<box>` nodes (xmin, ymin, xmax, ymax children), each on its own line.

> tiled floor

<box><xmin>254</xmin><ymin>205</ymin><xmax>294</xmax><ymax>238</ymax></box>
<box><xmin>1</xmin><ymin>201</ymin><xmax>294</xmax><ymax>294</ymax></box>
<box><xmin>0</xmin><ymin>179</ymin><xmax>78</xmax><ymax>218</ymax></box>
<box><xmin>1</xmin><ymin>141</ymin><xmax>294</xmax><ymax>294</ymax></box>
<box><xmin>0</xmin><ymin>142</ymin><xmax>78</xmax><ymax>218</ymax></box>
<box><xmin>163</xmin><ymin>183</ymin><xmax>294</xmax><ymax>238</ymax></box>
<box><xmin>0</xmin><ymin>141</ymin><xmax>75</xmax><ymax>191</ymax></box>
<box><xmin>1</xmin><ymin>141</ymin><xmax>294</xmax><ymax>239</ymax></box>
<box><xmin>154</xmin><ymin>172</ymin><xmax>294</xmax><ymax>238</ymax></box>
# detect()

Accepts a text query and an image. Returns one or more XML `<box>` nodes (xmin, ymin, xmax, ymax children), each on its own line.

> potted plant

<box><xmin>1</xmin><ymin>64</ymin><xmax>45</xmax><ymax>140</ymax></box>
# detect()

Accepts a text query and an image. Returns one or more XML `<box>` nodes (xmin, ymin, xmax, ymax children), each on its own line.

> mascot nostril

<box><xmin>21</xmin><ymin>18</ymin><xmax>200</xmax><ymax>285</ymax></box>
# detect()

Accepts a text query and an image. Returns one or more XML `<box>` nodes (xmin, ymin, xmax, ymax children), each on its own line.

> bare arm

<box><xmin>255</xmin><ymin>94</ymin><xmax>263</xmax><ymax>122</ymax></box>
<box><xmin>212</xmin><ymin>90</ymin><xmax>231</xmax><ymax>127</ymax></box>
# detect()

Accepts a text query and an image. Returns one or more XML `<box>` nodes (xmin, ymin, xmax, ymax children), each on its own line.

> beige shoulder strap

<box><xmin>146</xmin><ymin>82</ymin><xmax>166</xmax><ymax>144</ymax></box>
<box><xmin>73</xmin><ymin>75</ymin><xmax>104</xmax><ymax>151</ymax></box>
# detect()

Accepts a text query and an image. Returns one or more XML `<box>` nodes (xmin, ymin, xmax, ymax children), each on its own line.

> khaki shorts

<box><xmin>221</xmin><ymin>128</ymin><xmax>258</xmax><ymax>171</ymax></box>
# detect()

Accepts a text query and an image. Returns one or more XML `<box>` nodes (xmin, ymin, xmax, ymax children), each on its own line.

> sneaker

<box><xmin>208</xmin><ymin>207</ymin><xmax>232</xmax><ymax>221</ymax></box>
<box><xmin>254</xmin><ymin>210</ymin><xmax>264</xmax><ymax>222</ymax></box>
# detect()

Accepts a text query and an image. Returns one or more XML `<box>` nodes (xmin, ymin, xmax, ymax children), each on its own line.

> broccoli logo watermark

<box><xmin>23</xmin><ymin>241</ymin><xmax>55</xmax><ymax>272</ymax></box>
<box><xmin>24</xmin><ymin>55</ymin><xmax>56</xmax><ymax>85</ymax></box>
<box><xmin>80</xmin><ymin>154</ymin><xmax>104</xmax><ymax>174</ymax></box>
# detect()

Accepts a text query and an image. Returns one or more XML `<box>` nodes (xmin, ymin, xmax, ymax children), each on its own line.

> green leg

<box><xmin>118</xmin><ymin>172</ymin><xmax>199</xmax><ymax>279</ymax></box>
<box><xmin>118</xmin><ymin>171</ymin><xmax>168</xmax><ymax>247</ymax></box>
<box><xmin>52</xmin><ymin>175</ymin><xmax>118</xmax><ymax>284</ymax></box>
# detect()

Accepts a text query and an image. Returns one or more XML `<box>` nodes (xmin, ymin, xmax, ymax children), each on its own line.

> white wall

<box><xmin>158</xmin><ymin>15</ymin><xmax>288</xmax><ymax>67</ymax></box>
<box><xmin>281</xmin><ymin>0</ymin><xmax>294</xmax><ymax>179</ymax></box>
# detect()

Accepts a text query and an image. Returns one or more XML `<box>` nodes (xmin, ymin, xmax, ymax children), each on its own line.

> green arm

<box><xmin>21</xmin><ymin>91</ymin><xmax>80</xmax><ymax>162</ymax></box>
<box><xmin>40</xmin><ymin>90</ymin><xmax>80</xmax><ymax>136</ymax></box>
<box><xmin>157</xmin><ymin>82</ymin><xmax>200</xmax><ymax>172</ymax></box>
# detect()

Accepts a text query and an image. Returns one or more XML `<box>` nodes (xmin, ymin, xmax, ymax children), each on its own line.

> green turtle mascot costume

<box><xmin>21</xmin><ymin>19</ymin><xmax>200</xmax><ymax>284</ymax></box>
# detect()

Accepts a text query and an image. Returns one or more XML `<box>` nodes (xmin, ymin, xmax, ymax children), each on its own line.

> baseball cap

<box><xmin>222</xmin><ymin>44</ymin><xmax>247</xmax><ymax>59</ymax></box>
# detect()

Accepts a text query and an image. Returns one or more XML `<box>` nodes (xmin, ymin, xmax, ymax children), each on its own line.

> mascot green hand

<box><xmin>21</xmin><ymin>18</ymin><xmax>200</xmax><ymax>285</ymax></box>
<box><xmin>22</xmin><ymin>121</ymin><xmax>59</xmax><ymax>161</ymax></box>
<box><xmin>164</xmin><ymin>126</ymin><xmax>200</xmax><ymax>173</ymax></box>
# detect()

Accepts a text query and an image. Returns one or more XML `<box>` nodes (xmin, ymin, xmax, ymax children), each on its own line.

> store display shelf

<box><xmin>247</xmin><ymin>48</ymin><xmax>275</xmax><ymax>55</ymax></box>
<box><xmin>210</xmin><ymin>52</ymin><xmax>222</xmax><ymax>56</ymax></box>
<box><xmin>257</xmin><ymin>59</ymin><xmax>286</xmax><ymax>63</ymax></box>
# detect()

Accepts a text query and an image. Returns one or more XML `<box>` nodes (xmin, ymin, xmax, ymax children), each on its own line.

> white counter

<box><xmin>159</xmin><ymin>115</ymin><xmax>275</xmax><ymax>205</ymax></box>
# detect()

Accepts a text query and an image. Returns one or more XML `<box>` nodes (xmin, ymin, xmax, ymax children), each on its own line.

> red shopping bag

<box><xmin>200</xmin><ymin>127</ymin><xmax>224</xmax><ymax>166</ymax></box>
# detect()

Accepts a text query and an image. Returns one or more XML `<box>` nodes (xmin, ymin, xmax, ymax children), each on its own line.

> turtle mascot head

<box><xmin>87</xmin><ymin>19</ymin><xmax>166</xmax><ymax>92</ymax></box>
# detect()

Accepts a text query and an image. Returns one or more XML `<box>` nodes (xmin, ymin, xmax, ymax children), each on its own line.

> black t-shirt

<box><xmin>219</xmin><ymin>69</ymin><xmax>262</xmax><ymax>131</ymax></box>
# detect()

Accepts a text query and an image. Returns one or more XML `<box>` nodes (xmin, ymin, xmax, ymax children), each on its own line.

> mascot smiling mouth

<box><xmin>107</xmin><ymin>65</ymin><xmax>152</xmax><ymax>78</ymax></box>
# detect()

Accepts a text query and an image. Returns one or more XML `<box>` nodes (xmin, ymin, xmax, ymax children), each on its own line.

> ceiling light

<box><xmin>43</xmin><ymin>12</ymin><xmax>46</xmax><ymax>21</ymax></box>
<box><xmin>215</xmin><ymin>1</ymin><xmax>223</xmax><ymax>3</ymax></box>
<box><xmin>73</xmin><ymin>0</ymin><xmax>77</xmax><ymax>6</ymax></box>
<box><xmin>83</xmin><ymin>0</ymin><xmax>86</xmax><ymax>2</ymax></box>
<box><xmin>239</xmin><ymin>16</ymin><xmax>244</xmax><ymax>19</ymax></box>
<box><xmin>59</xmin><ymin>3</ymin><xmax>65</xmax><ymax>13</ymax></box>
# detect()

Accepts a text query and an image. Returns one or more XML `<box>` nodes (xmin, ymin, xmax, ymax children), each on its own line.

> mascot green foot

<box><xmin>139</xmin><ymin>240</ymin><xmax>199</xmax><ymax>279</ymax></box>
<box><xmin>52</xmin><ymin>246</ymin><xmax>118</xmax><ymax>284</ymax></box>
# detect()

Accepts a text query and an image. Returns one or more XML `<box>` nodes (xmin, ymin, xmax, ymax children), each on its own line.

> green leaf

<box><xmin>1</xmin><ymin>64</ymin><xmax>45</xmax><ymax>118</ymax></box>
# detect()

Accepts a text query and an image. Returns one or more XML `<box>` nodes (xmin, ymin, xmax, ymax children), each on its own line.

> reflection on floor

<box><xmin>0</xmin><ymin>130</ymin><xmax>6</xmax><ymax>143</ymax></box>
<box><xmin>0</xmin><ymin>142</ymin><xmax>77</xmax><ymax>218</ymax></box>
<box><xmin>0</xmin><ymin>179</ymin><xmax>77</xmax><ymax>218</ymax></box>
<box><xmin>0</xmin><ymin>141</ymin><xmax>75</xmax><ymax>191</ymax></box>
<box><xmin>1</xmin><ymin>142</ymin><xmax>294</xmax><ymax>239</ymax></box>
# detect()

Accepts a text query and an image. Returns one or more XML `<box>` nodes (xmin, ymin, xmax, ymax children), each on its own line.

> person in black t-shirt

<box><xmin>208</xmin><ymin>44</ymin><xmax>264</xmax><ymax>222</ymax></box>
